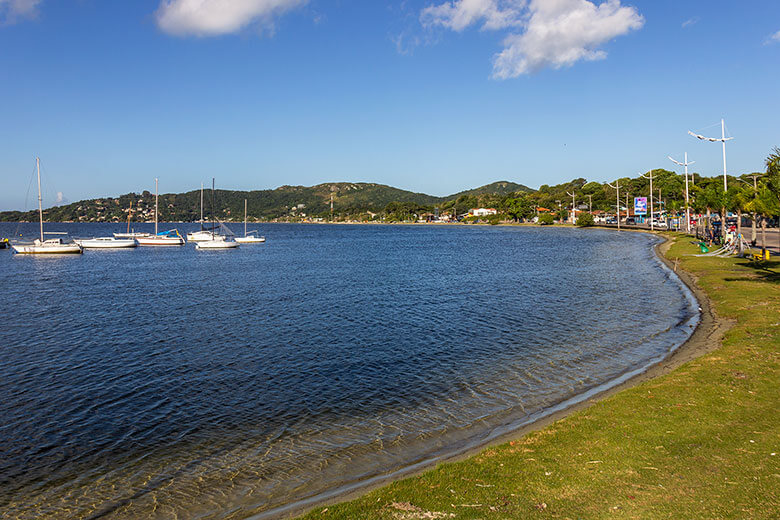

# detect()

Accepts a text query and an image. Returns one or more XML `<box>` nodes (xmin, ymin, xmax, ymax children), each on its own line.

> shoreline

<box><xmin>260</xmin><ymin>232</ymin><xmax>728</xmax><ymax>520</ymax></box>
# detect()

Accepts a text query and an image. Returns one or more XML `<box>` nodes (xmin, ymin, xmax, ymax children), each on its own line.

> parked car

<box><xmin>651</xmin><ymin>219</ymin><xmax>668</xmax><ymax>229</ymax></box>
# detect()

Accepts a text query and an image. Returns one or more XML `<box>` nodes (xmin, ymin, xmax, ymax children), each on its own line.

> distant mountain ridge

<box><xmin>0</xmin><ymin>181</ymin><xmax>535</xmax><ymax>222</ymax></box>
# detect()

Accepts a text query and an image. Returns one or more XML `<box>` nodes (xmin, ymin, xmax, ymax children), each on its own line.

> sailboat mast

<box><xmin>244</xmin><ymin>198</ymin><xmax>247</xmax><ymax>237</ymax></box>
<box><xmin>211</xmin><ymin>178</ymin><xmax>215</xmax><ymax>240</ymax></box>
<box><xmin>155</xmin><ymin>178</ymin><xmax>159</xmax><ymax>235</ymax></box>
<box><xmin>127</xmin><ymin>200</ymin><xmax>133</xmax><ymax>233</ymax></box>
<box><xmin>36</xmin><ymin>157</ymin><xmax>43</xmax><ymax>242</ymax></box>
<box><xmin>200</xmin><ymin>182</ymin><xmax>204</xmax><ymax>231</ymax></box>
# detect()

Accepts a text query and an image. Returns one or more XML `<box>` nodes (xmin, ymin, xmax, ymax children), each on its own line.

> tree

<box><xmin>576</xmin><ymin>213</ymin><xmax>595</xmax><ymax>227</ymax></box>
<box><xmin>503</xmin><ymin>195</ymin><xmax>533</xmax><ymax>222</ymax></box>
<box><xmin>538</xmin><ymin>213</ymin><xmax>554</xmax><ymax>225</ymax></box>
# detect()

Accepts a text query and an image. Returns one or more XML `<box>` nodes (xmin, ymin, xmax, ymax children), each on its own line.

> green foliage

<box><xmin>576</xmin><ymin>212</ymin><xmax>595</xmax><ymax>227</ymax></box>
<box><xmin>537</xmin><ymin>213</ymin><xmax>554</xmax><ymax>225</ymax></box>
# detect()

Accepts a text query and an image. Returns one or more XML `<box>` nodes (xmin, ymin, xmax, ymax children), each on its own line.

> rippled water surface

<box><xmin>0</xmin><ymin>223</ymin><xmax>698</xmax><ymax>519</ymax></box>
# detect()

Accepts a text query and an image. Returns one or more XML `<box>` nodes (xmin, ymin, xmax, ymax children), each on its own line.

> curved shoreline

<box><xmin>256</xmin><ymin>232</ymin><xmax>727</xmax><ymax>520</ymax></box>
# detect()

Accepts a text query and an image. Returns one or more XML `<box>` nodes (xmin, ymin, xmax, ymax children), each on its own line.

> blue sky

<box><xmin>1</xmin><ymin>0</ymin><xmax>779</xmax><ymax>210</ymax></box>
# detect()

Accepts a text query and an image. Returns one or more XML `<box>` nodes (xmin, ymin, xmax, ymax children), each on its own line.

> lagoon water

<box><xmin>0</xmin><ymin>223</ymin><xmax>698</xmax><ymax>519</ymax></box>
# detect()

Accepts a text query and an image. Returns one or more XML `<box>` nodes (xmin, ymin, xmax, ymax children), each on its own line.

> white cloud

<box><xmin>681</xmin><ymin>17</ymin><xmax>699</xmax><ymax>28</ymax></box>
<box><xmin>420</xmin><ymin>0</ymin><xmax>643</xmax><ymax>79</ymax></box>
<box><xmin>0</xmin><ymin>0</ymin><xmax>42</xmax><ymax>24</ymax></box>
<box><xmin>769</xmin><ymin>29</ymin><xmax>780</xmax><ymax>43</ymax></box>
<box><xmin>155</xmin><ymin>0</ymin><xmax>307</xmax><ymax>37</ymax></box>
<box><xmin>420</xmin><ymin>0</ymin><xmax>526</xmax><ymax>32</ymax></box>
<box><xmin>493</xmin><ymin>0</ymin><xmax>644</xmax><ymax>78</ymax></box>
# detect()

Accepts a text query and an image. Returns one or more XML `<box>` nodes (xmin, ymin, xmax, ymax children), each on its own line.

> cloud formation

<box><xmin>769</xmin><ymin>29</ymin><xmax>780</xmax><ymax>43</ymax></box>
<box><xmin>155</xmin><ymin>0</ymin><xmax>307</xmax><ymax>37</ymax></box>
<box><xmin>420</xmin><ymin>0</ymin><xmax>644</xmax><ymax>79</ymax></box>
<box><xmin>681</xmin><ymin>17</ymin><xmax>699</xmax><ymax>29</ymax></box>
<box><xmin>421</xmin><ymin>0</ymin><xmax>525</xmax><ymax>31</ymax></box>
<box><xmin>0</xmin><ymin>0</ymin><xmax>41</xmax><ymax>24</ymax></box>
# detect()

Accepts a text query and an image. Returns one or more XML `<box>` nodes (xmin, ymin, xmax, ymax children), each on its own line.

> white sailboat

<box><xmin>11</xmin><ymin>157</ymin><xmax>83</xmax><ymax>255</ymax></box>
<box><xmin>234</xmin><ymin>199</ymin><xmax>266</xmax><ymax>244</ymax></box>
<box><xmin>114</xmin><ymin>199</ymin><xmax>150</xmax><ymax>239</ymax></box>
<box><xmin>136</xmin><ymin>178</ymin><xmax>185</xmax><ymax>246</ymax></box>
<box><xmin>74</xmin><ymin>237</ymin><xmax>137</xmax><ymax>248</ymax></box>
<box><xmin>196</xmin><ymin>179</ymin><xmax>239</xmax><ymax>250</ymax></box>
<box><xmin>187</xmin><ymin>183</ymin><xmax>216</xmax><ymax>242</ymax></box>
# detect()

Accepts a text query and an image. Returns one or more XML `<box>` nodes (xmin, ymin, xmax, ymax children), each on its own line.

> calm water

<box><xmin>0</xmin><ymin>223</ymin><xmax>698</xmax><ymax>519</ymax></box>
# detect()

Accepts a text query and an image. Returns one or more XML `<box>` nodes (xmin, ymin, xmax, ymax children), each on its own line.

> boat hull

<box><xmin>136</xmin><ymin>236</ymin><xmax>185</xmax><ymax>246</ymax></box>
<box><xmin>196</xmin><ymin>239</ymin><xmax>239</xmax><ymax>249</ymax></box>
<box><xmin>12</xmin><ymin>243</ymin><xmax>83</xmax><ymax>254</ymax></box>
<box><xmin>75</xmin><ymin>238</ymin><xmax>138</xmax><ymax>248</ymax></box>
<box><xmin>235</xmin><ymin>236</ymin><xmax>266</xmax><ymax>244</ymax></box>
<box><xmin>186</xmin><ymin>231</ymin><xmax>215</xmax><ymax>242</ymax></box>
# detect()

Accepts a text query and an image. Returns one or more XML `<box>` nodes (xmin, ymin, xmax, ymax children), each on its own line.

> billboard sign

<box><xmin>634</xmin><ymin>197</ymin><xmax>647</xmax><ymax>215</ymax></box>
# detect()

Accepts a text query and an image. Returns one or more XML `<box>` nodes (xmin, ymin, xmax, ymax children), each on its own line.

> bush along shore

<box><xmin>295</xmin><ymin>233</ymin><xmax>779</xmax><ymax>519</ymax></box>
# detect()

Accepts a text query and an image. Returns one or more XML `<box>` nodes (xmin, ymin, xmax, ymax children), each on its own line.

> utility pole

<box><xmin>566</xmin><ymin>191</ymin><xmax>576</xmax><ymax>224</ymax></box>
<box><xmin>606</xmin><ymin>180</ymin><xmax>621</xmax><ymax>231</ymax></box>
<box><xmin>587</xmin><ymin>194</ymin><xmax>592</xmax><ymax>214</ymax></box>
<box><xmin>639</xmin><ymin>170</ymin><xmax>655</xmax><ymax>231</ymax></box>
<box><xmin>689</xmin><ymin>118</ymin><xmax>733</xmax><ymax>192</ymax></box>
<box><xmin>739</xmin><ymin>173</ymin><xmax>764</xmax><ymax>245</ymax></box>
<box><xmin>669</xmin><ymin>153</ymin><xmax>695</xmax><ymax>233</ymax></box>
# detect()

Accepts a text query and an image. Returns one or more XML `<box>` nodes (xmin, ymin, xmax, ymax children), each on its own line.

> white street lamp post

<box><xmin>669</xmin><ymin>153</ymin><xmax>695</xmax><ymax>234</ymax></box>
<box><xmin>606</xmin><ymin>180</ymin><xmax>621</xmax><ymax>231</ymax></box>
<box><xmin>689</xmin><ymin>118</ymin><xmax>733</xmax><ymax>192</ymax></box>
<box><xmin>566</xmin><ymin>191</ymin><xmax>576</xmax><ymax>224</ymax></box>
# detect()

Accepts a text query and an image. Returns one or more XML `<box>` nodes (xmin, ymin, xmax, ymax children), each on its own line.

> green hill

<box><xmin>447</xmin><ymin>181</ymin><xmax>533</xmax><ymax>198</ymax></box>
<box><xmin>0</xmin><ymin>180</ymin><xmax>541</xmax><ymax>223</ymax></box>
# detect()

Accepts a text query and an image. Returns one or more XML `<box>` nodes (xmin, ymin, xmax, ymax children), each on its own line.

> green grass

<box><xmin>298</xmin><ymin>234</ymin><xmax>780</xmax><ymax>519</ymax></box>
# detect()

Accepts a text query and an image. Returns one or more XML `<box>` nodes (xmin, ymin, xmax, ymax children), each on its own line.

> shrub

<box><xmin>576</xmin><ymin>212</ymin><xmax>595</xmax><ymax>227</ymax></box>
<box><xmin>538</xmin><ymin>214</ymin><xmax>554</xmax><ymax>225</ymax></box>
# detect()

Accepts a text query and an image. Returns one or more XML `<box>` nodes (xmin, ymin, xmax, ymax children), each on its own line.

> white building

<box><xmin>470</xmin><ymin>208</ymin><xmax>497</xmax><ymax>217</ymax></box>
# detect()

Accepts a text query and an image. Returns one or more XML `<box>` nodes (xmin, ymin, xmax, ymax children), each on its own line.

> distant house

<box><xmin>470</xmin><ymin>208</ymin><xmax>497</xmax><ymax>217</ymax></box>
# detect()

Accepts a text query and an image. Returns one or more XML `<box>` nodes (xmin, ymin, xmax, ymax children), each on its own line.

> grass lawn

<box><xmin>297</xmin><ymin>233</ymin><xmax>780</xmax><ymax>519</ymax></box>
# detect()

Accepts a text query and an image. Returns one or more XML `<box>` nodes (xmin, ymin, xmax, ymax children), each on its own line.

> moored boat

<box><xmin>234</xmin><ymin>198</ymin><xmax>265</xmax><ymax>244</ymax></box>
<box><xmin>74</xmin><ymin>237</ymin><xmax>138</xmax><ymax>248</ymax></box>
<box><xmin>136</xmin><ymin>230</ymin><xmax>185</xmax><ymax>246</ymax></box>
<box><xmin>12</xmin><ymin>237</ymin><xmax>83</xmax><ymax>255</ymax></box>
<box><xmin>235</xmin><ymin>233</ymin><xmax>265</xmax><ymax>244</ymax></box>
<box><xmin>11</xmin><ymin>157</ymin><xmax>83</xmax><ymax>255</ymax></box>
<box><xmin>195</xmin><ymin>235</ymin><xmax>239</xmax><ymax>249</ymax></box>
<box><xmin>136</xmin><ymin>178</ymin><xmax>185</xmax><ymax>246</ymax></box>
<box><xmin>195</xmin><ymin>179</ymin><xmax>239</xmax><ymax>250</ymax></box>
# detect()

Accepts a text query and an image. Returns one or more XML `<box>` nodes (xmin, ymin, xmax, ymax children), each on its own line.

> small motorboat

<box><xmin>74</xmin><ymin>237</ymin><xmax>138</xmax><ymax>248</ymax></box>
<box><xmin>0</xmin><ymin>238</ymin><xmax>9</xmax><ymax>249</ymax></box>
